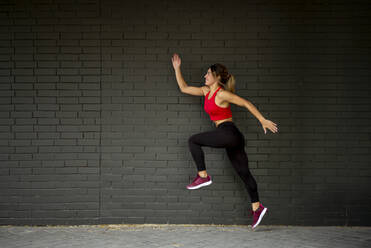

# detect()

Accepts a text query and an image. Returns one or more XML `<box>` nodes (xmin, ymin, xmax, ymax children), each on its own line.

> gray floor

<box><xmin>1</xmin><ymin>225</ymin><xmax>371</xmax><ymax>248</ymax></box>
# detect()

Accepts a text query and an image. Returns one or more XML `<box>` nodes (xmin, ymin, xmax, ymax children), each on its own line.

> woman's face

<box><xmin>204</xmin><ymin>68</ymin><xmax>219</xmax><ymax>86</ymax></box>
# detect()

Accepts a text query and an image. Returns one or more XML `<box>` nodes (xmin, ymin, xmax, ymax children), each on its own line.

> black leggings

<box><xmin>188</xmin><ymin>121</ymin><xmax>259</xmax><ymax>203</ymax></box>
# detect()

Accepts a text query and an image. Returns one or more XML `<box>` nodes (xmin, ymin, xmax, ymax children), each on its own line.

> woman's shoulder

<box><xmin>216</xmin><ymin>87</ymin><xmax>235</xmax><ymax>100</ymax></box>
<box><xmin>216</xmin><ymin>87</ymin><xmax>228</xmax><ymax>96</ymax></box>
<box><xmin>201</xmin><ymin>86</ymin><xmax>210</xmax><ymax>95</ymax></box>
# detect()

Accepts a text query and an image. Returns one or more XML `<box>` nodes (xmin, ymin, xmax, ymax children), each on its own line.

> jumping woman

<box><xmin>171</xmin><ymin>53</ymin><xmax>278</xmax><ymax>229</ymax></box>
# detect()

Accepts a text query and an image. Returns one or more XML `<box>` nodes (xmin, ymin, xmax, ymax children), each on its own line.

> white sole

<box><xmin>186</xmin><ymin>180</ymin><xmax>212</xmax><ymax>190</ymax></box>
<box><xmin>252</xmin><ymin>207</ymin><xmax>267</xmax><ymax>229</ymax></box>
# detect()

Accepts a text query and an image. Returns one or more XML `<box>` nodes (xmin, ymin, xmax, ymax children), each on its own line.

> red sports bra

<box><xmin>204</xmin><ymin>87</ymin><xmax>233</xmax><ymax>121</ymax></box>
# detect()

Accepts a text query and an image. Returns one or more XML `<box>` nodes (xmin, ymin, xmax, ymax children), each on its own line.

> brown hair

<box><xmin>210</xmin><ymin>63</ymin><xmax>235</xmax><ymax>93</ymax></box>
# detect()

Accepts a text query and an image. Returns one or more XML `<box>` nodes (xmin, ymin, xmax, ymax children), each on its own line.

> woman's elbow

<box><xmin>180</xmin><ymin>87</ymin><xmax>186</xmax><ymax>93</ymax></box>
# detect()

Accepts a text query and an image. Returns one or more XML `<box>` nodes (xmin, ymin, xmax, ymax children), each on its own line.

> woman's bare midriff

<box><xmin>214</xmin><ymin>117</ymin><xmax>233</xmax><ymax>127</ymax></box>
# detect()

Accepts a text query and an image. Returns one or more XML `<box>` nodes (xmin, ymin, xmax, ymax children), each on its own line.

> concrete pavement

<box><xmin>1</xmin><ymin>224</ymin><xmax>370</xmax><ymax>248</ymax></box>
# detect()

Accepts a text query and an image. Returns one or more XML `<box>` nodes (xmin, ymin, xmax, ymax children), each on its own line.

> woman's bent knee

<box><xmin>188</xmin><ymin>134</ymin><xmax>198</xmax><ymax>146</ymax></box>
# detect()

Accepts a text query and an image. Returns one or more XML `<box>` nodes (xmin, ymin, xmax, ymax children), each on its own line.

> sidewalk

<box><xmin>1</xmin><ymin>224</ymin><xmax>370</xmax><ymax>248</ymax></box>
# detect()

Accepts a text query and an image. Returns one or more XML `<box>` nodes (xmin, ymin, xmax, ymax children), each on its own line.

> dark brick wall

<box><xmin>0</xmin><ymin>0</ymin><xmax>370</xmax><ymax>226</ymax></box>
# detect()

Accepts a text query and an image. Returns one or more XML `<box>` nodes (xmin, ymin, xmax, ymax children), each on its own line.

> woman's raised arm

<box><xmin>172</xmin><ymin>53</ymin><xmax>206</xmax><ymax>96</ymax></box>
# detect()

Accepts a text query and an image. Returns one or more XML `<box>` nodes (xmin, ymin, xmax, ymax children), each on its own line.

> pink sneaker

<box><xmin>251</xmin><ymin>203</ymin><xmax>268</xmax><ymax>229</ymax></box>
<box><xmin>186</xmin><ymin>175</ymin><xmax>212</xmax><ymax>190</ymax></box>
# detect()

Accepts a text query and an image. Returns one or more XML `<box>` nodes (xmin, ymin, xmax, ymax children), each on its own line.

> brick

<box><xmin>0</xmin><ymin>0</ymin><xmax>370</xmax><ymax>226</ymax></box>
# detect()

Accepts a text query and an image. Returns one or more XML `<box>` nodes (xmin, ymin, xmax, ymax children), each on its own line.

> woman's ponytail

<box><xmin>225</xmin><ymin>74</ymin><xmax>235</xmax><ymax>93</ymax></box>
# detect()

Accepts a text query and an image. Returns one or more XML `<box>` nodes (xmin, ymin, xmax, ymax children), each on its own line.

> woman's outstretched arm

<box><xmin>172</xmin><ymin>53</ymin><xmax>206</xmax><ymax>96</ymax></box>
<box><xmin>218</xmin><ymin>90</ymin><xmax>278</xmax><ymax>134</ymax></box>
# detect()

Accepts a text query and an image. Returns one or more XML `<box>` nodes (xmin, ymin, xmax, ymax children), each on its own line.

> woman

<box><xmin>171</xmin><ymin>53</ymin><xmax>278</xmax><ymax>229</ymax></box>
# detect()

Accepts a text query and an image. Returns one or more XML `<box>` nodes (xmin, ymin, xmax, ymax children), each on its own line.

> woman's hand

<box><xmin>260</xmin><ymin>118</ymin><xmax>278</xmax><ymax>134</ymax></box>
<box><xmin>171</xmin><ymin>53</ymin><xmax>181</xmax><ymax>70</ymax></box>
